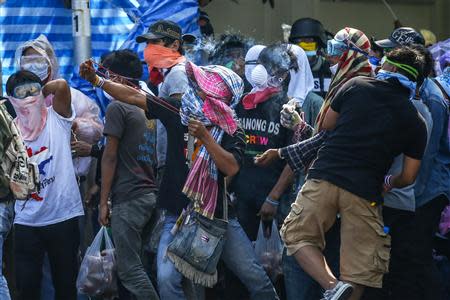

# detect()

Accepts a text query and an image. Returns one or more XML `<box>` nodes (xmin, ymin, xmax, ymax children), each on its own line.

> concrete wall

<box><xmin>203</xmin><ymin>0</ymin><xmax>449</xmax><ymax>43</ymax></box>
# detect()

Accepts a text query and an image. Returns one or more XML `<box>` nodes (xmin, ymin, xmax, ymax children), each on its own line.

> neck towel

<box><xmin>287</xmin><ymin>44</ymin><xmax>315</xmax><ymax>107</ymax></box>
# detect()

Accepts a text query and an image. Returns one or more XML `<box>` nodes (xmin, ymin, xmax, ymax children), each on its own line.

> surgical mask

<box><xmin>250</xmin><ymin>64</ymin><xmax>268</xmax><ymax>90</ymax></box>
<box><xmin>244</xmin><ymin>60</ymin><xmax>258</xmax><ymax>86</ymax></box>
<box><xmin>304</xmin><ymin>50</ymin><xmax>317</xmax><ymax>57</ymax></box>
<box><xmin>330</xmin><ymin>63</ymin><xmax>339</xmax><ymax>75</ymax></box>
<box><xmin>20</xmin><ymin>55</ymin><xmax>49</xmax><ymax>81</ymax></box>
<box><xmin>369</xmin><ymin>56</ymin><xmax>381</xmax><ymax>66</ymax></box>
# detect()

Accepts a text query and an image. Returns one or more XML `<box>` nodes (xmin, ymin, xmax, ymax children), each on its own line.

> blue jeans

<box><xmin>283</xmin><ymin>219</ymin><xmax>341</xmax><ymax>300</ymax></box>
<box><xmin>0</xmin><ymin>200</ymin><xmax>13</xmax><ymax>300</ymax></box>
<box><xmin>157</xmin><ymin>215</ymin><xmax>278</xmax><ymax>300</ymax></box>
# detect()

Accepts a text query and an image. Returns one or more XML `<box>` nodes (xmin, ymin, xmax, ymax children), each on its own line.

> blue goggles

<box><xmin>327</xmin><ymin>39</ymin><xmax>370</xmax><ymax>58</ymax></box>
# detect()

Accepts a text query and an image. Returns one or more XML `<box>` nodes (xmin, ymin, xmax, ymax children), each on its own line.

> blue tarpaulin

<box><xmin>0</xmin><ymin>0</ymin><xmax>199</xmax><ymax>95</ymax></box>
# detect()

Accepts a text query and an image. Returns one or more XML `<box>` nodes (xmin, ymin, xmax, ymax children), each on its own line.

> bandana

<box><xmin>316</xmin><ymin>27</ymin><xmax>372</xmax><ymax>129</ymax></box>
<box><xmin>288</xmin><ymin>45</ymin><xmax>315</xmax><ymax>107</ymax></box>
<box><xmin>8</xmin><ymin>93</ymin><xmax>48</xmax><ymax>141</ymax></box>
<box><xmin>242</xmin><ymin>87</ymin><xmax>280</xmax><ymax>110</ymax></box>
<box><xmin>376</xmin><ymin>70</ymin><xmax>417</xmax><ymax>99</ymax></box>
<box><xmin>143</xmin><ymin>44</ymin><xmax>186</xmax><ymax>72</ymax></box>
<box><xmin>181</xmin><ymin>62</ymin><xmax>243</xmax><ymax>218</ymax></box>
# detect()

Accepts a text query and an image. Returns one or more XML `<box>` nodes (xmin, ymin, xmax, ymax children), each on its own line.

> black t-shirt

<box><xmin>308</xmin><ymin>76</ymin><xmax>427</xmax><ymax>204</ymax></box>
<box><xmin>229</xmin><ymin>91</ymin><xmax>292</xmax><ymax>206</ymax></box>
<box><xmin>145</xmin><ymin>96</ymin><xmax>246</xmax><ymax>217</ymax></box>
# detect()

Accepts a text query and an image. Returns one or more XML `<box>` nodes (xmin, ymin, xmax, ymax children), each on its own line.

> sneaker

<box><xmin>322</xmin><ymin>281</ymin><xmax>353</xmax><ymax>300</ymax></box>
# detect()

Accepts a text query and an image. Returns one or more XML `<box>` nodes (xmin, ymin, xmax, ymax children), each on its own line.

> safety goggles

<box><xmin>12</xmin><ymin>82</ymin><xmax>42</xmax><ymax>99</ymax></box>
<box><xmin>369</xmin><ymin>56</ymin><xmax>381</xmax><ymax>66</ymax></box>
<box><xmin>327</xmin><ymin>39</ymin><xmax>369</xmax><ymax>58</ymax></box>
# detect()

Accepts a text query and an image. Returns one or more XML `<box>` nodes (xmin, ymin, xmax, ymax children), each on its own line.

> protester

<box><xmin>289</xmin><ymin>18</ymin><xmax>332</xmax><ymax>97</ymax></box>
<box><xmin>210</xmin><ymin>33</ymin><xmax>252</xmax><ymax>87</ymax></box>
<box><xmin>15</xmin><ymin>34</ymin><xmax>103</xmax><ymax>176</ymax></box>
<box><xmin>230</xmin><ymin>43</ymin><xmax>295</xmax><ymax>241</ymax></box>
<box><xmin>256</xmin><ymin>46</ymin><xmax>427</xmax><ymax>300</ymax></box>
<box><xmin>6</xmin><ymin>71</ymin><xmax>83</xmax><ymax>300</ymax></box>
<box><xmin>413</xmin><ymin>47</ymin><xmax>450</xmax><ymax>300</ymax></box>
<box><xmin>136</xmin><ymin>20</ymin><xmax>188</xmax><ymax>186</ymax></box>
<box><xmin>363</xmin><ymin>44</ymin><xmax>433</xmax><ymax>300</ymax></box>
<box><xmin>0</xmin><ymin>96</ymin><xmax>39</xmax><ymax>300</ymax></box>
<box><xmin>277</xmin><ymin>26</ymin><xmax>373</xmax><ymax>300</ymax></box>
<box><xmin>79</xmin><ymin>59</ymin><xmax>279</xmax><ymax>299</ymax></box>
<box><xmin>375</xmin><ymin>30</ymin><xmax>450</xmax><ymax>299</ymax></box>
<box><xmin>92</xmin><ymin>50</ymin><xmax>159</xmax><ymax>300</ymax></box>
<box><xmin>199</xmin><ymin>10</ymin><xmax>214</xmax><ymax>38</ymax></box>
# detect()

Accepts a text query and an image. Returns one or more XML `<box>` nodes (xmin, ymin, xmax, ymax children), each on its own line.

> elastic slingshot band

<box><xmin>385</xmin><ymin>57</ymin><xmax>419</xmax><ymax>80</ymax></box>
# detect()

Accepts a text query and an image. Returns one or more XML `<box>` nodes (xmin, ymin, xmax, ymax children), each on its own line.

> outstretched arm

<box><xmin>42</xmin><ymin>79</ymin><xmax>71</xmax><ymax>118</ymax></box>
<box><xmin>79</xmin><ymin>60</ymin><xmax>147</xmax><ymax>111</ymax></box>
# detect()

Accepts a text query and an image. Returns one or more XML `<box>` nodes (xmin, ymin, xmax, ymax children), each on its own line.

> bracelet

<box><xmin>384</xmin><ymin>174</ymin><xmax>393</xmax><ymax>189</ymax></box>
<box><xmin>98</xmin><ymin>77</ymin><xmax>106</xmax><ymax>88</ymax></box>
<box><xmin>265</xmin><ymin>196</ymin><xmax>279</xmax><ymax>207</ymax></box>
<box><xmin>277</xmin><ymin>148</ymin><xmax>284</xmax><ymax>160</ymax></box>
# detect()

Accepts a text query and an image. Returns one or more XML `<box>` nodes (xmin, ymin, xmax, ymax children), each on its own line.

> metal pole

<box><xmin>71</xmin><ymin>0</ymin><xmax>92</xmax><ymax>67</ymax></box>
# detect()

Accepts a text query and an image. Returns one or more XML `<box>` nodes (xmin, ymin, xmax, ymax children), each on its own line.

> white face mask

<box><xmin>20</xmin><ymin>55</ymin><xmax>49</xmax><ymax>81</ymax></box>
<box><xmin>251</xmin><ymin>64</ymin><xmax>269</xmax><ymax>90</ymax></box>
<box><xmin>330</xmin><ymin>63</ymin><xmax>339</xmax><ymax>76</ymax></box>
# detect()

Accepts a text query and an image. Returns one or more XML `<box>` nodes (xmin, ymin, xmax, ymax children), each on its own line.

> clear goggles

<box><xmin>12</xmin><ymin>82</ymin><xmax>42</xmax><ymax>99</ymax></box>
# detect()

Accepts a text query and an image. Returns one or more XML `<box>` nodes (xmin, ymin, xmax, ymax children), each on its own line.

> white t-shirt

<box><xmin>14</xmin><ymin>106</ymin><xmax>84</xmax><ymax>226</ymax></box>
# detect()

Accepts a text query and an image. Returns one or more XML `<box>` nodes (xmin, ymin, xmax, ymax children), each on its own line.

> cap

<box><xmin>375</xmin><ymin>27</ymin><xmax>425</xmax><ymax>48</ymax></box>
<box><xmin>182</xmin><ymin>33</ymin><xmax>197</xmax><ymax>45</ymax></box>
<box><xmin>136</xmin><ymin>20</ymin><xmax>182</xmax><ymax>43</ymax></box>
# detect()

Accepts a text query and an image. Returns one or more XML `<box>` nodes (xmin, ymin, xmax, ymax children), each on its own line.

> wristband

<box><xmin>265</xmin><ymin>196</ymin><xmax>279</xmax><ymax>207</ymax></box>
<box><xmin>98</xmin><ymin>77</ymin><xmax>106</xmax><ymax>88</ymax></box>
<box><xmin>277</xmin><ymin>148</ymin><xmax>284</xmax><ymax>160</ymax></box>
<box><xmin>384</xmin><ymin>175</ymin><xmax>393</xmax><ymax>189</ymax></box>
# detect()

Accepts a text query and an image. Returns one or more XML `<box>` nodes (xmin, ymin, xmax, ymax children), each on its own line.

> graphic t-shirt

<box><xmin>14</xmin><ymin>107</ymin><xmax>84</xmax><ymax>227</ymax></box>
<box><xmin>308</xmin><ymin>76</ymin><xmax>427</xmax><ymax>204</ymax></box>
<box><xmin>230</xmin><ymin>91</ymin><xmax>292</xmax><ymax>206</ymax></box>
<box><xmin>104</xmin><ymin>101</ymin><xmax>157</xmax><ymax>204</ymax></box>
<box><xmin>146</xmin><ymin>97</ymin><xmax>246</xmax><ymax>217</ymax></box>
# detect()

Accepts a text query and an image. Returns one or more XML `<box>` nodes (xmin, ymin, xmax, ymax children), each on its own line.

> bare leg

<box><xmin>347</xmin><ymin>283</ymin><xmax>364</xmax><ymax>300</ymax></box>
<box><xmin>293</xmin><ymin>245</ymin><xmax>338</xmax><ymax>290</ymax></box>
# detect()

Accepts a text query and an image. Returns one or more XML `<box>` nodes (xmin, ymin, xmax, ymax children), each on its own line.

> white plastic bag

<box><xmin>77</xmin><ymin>227</ymin><xmax>118</xmax><ymax>299</ymax></box>
<box><xmin>254</xmin><ymin>220</ymin><xmax>283</xmax><ymax>282</ymax></box>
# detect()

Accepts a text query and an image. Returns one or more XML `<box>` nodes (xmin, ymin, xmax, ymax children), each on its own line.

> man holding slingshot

<box><xmin>79</xmin><ymin>59</ymin><xmax>279</xmax><ymax>299</ymax></box>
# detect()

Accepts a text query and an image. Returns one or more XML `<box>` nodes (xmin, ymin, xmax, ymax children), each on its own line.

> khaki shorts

<box><xmin>280</xmin><ymin>179</ymin><xmax>391</xmax><ymax>288</ymax></box>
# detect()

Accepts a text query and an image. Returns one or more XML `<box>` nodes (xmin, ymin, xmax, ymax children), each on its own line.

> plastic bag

<box><xmin>254</xmin><ymin>220</ymin><xmax>283</xmax><ymax>282</ymax></box>
<box><xmin>77</xmin><ymin>227</ymin><xmax>118</xmax><ymax>299</ymax></box>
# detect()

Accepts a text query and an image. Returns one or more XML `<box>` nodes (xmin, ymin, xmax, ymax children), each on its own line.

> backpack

<box><xmin>0</xmin><ymin>101</ymin><xmax>40</xmax><ymax>200</ymax></box>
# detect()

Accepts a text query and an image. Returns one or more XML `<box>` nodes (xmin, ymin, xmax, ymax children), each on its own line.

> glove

<box><xmin>280</xmin><ymin>103</ymin><xmax>302</xmax><ymax>130</ymax></box>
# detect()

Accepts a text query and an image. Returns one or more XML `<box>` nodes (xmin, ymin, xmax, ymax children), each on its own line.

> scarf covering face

<box><xmin>8</xmin><ymin>93</ymin><xmax>48</xmax><ymax>141</ymax></box>
<box><xmin>143</xmin><ymin>43</ymin><xmax>186</xmax><ymax>72</ymax></box>
<box><xmin>376</xmin><ymin>70</ymin><xmax>417</xmax><ymax>99</ymax></box>
<box><xmin>287</xmin><ymin>44</ymin><xmax>315</xmax><ymax>107</ymax></box>
<box><xmin>181</xmin><ymin>62</ymin><xmax>244</xmax><ymax>219</ymax></box>
<box><xmin>316</xmin><ymin>28</ymin><xmax>372</xmax><ymax>129</ymax></box>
